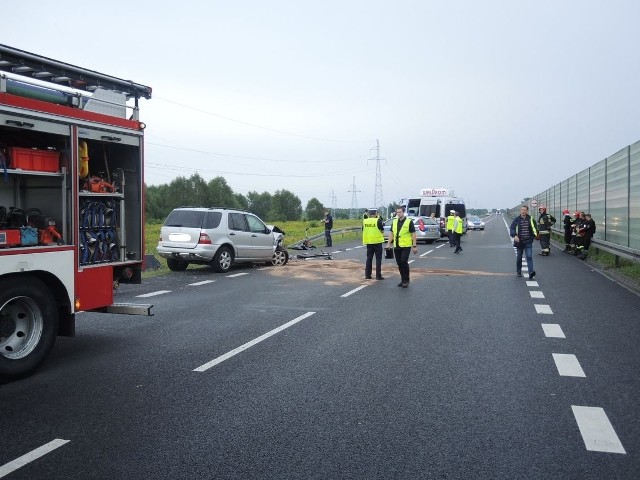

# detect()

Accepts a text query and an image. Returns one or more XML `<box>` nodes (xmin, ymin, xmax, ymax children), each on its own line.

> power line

<box><xmin>155</xmin><ymin>96</ymin><xmax>372</xmax><ymax>144</ymax></box>
<box><xmin>329</xmin><ymin>189</ymin><xmax>338</xmax><ymax>218</ymax></box>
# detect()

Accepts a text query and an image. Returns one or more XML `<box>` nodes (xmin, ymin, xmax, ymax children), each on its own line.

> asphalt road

<box><xmin>2</xmin><ymin>214</ymin><xmax>639</xmax><ymax>479</ymax></box>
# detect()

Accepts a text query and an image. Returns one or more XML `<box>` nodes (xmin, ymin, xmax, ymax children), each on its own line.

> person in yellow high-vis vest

<box><xmin>362</xmin><ymin>208</ymin><xmax>385</xmax><ymax>280</ymax></box>
<box><xmin>385</xmin><ymin>207</ymin><xmax>417</xmax><ymax>288</ymax></box>
<box><xmin>446</xmin><ymin>210</ymin><xmax>456</xmax><ymax>246</ymax></box>
<box><xmin>452</xmin><ymin>211</ymin><xmax>464</xmax><ymax>254</ymax></box>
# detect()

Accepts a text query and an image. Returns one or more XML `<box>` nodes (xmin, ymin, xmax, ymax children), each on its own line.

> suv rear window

<box><xmin>163</xmin><ymin>210</ymin><xmax>205</xmax><ymax>228</ymax></box>
<box><xmin>203</xmin><ymin>212</ymin><xmax>222</xmax><ymax>229</ymax></box>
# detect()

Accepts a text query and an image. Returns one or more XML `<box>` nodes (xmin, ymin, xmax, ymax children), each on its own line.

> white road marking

<box><xmin>226</xmin><ymin>272</ymin><xmax>249</xmax><ymax>278</ymax></box>
<box><xmin>341</xmin><ymin>285</ymin><xmax>368</xmax><ymax>298</ymax></box>
<box><xmin>526</xmin><ymin>281</ymin><xmax>539</xmax><ymax>287</ymax></box>
<box><xmin>136</xmin><ymin>290</ymin><xmax>171</xmax><ymax>298</ymax></box>
<box><xmin>572</xmin><ymin>406</ymin><xmax>626</xmax><ymax>454</ymax></box>
<box><xmin>553</xmin><ymin>353</ymin><xmax>586</xmax><ymax>377</ymax></box>
<box><xmin>535</xmin><ymin>304</ymin><xmax>553</xmax><ymax>314</ymax></box>
<box><xmin>256</xmin><ymin>267</ymin><xmax>271</xmax><ymax>271</ymax></box>
<box><xmin>189</xmin><ymin>280</ymin><xmax>215</xmax><ymax>286</ymax></box>
<box><xmin>0</xmin><ymin>439</ymin><xmax>70</xmax><ymax>478</ymax></box>
<box><xmin>194</xmin><ymin>312</ymin><xmax>316</xmax><ymax>372</ymax></box>
<box><xmin>436</xmin><ymin>243</ymin><xmax>446</xmax><ymax>249</ymax></box>
<box><xmin>530</xmin><ymin>291</ymin><xmax>545</xmax><ymax>298</ymax></box>
<box><xmin>345</xmin><ymin>248</ymin><xmax>353</xmax><ymax>251</ymax></box>
<box><xmin>408</xmin><ymin>259</ymin><xmax>415</xmax><ymax>264</ymax></box>
<box><xmin>354</xmin><ymin>245</ymin><xmax>365</xmax><ymax>249</ymax></box>
<box><xmin>420</xmin><ymin>250</ymin><xmax>434</xmax><ymax>257</ymax></box>
<box><xmin>541</xmin><ymin>323</ymin><xmax>565</xmax><ymax>338</ymax></box>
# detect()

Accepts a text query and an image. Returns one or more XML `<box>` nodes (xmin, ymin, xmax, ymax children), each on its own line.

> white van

<box><xmin>401</xmin><ymin>196</ymin><xmax>466</xmax><ymax>236</ymax></box>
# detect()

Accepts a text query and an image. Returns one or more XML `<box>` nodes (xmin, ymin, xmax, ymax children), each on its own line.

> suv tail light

<box><xmin>418</xmin><ymin>219</ymin><xmax>425</xmax><ymax>232</ymax></box>
<box><xmin>198</xmin><ymin>232</ymin><xmax>212</xmax><ymax>245</ymax></box>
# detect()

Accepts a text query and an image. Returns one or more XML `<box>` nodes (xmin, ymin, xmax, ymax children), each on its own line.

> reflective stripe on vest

<box><xmin>392</xmin><ymin>217</ymin><xmax>412</xmax><ymax>247</ymax></box>
<box><xmin>363</xmin><ymin>217</ymin><xmax>384</xmax><ymax>244</ymax></box>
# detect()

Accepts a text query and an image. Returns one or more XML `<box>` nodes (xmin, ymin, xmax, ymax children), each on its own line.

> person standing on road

<box><xmin>537</xmin><ymin>206</ymin><xmax>556</xmax><ymax>256</ymax></box>
<box><xmin>577</xmin><ymin>213</ymin><xmax>596</xmax><ymax>260</ymax></box>
<box><xmin>363</xmin><ymin>208</ymin><xmax>385</xmax><ymax>280</ymax></box>
<box><xmin>562</xmin><ymin>209</ymin><xmax>573</xmax><ymax>252</ymax></box>
<box><xmin>446</xmin><ymin>210</ymin><xmax>456</xmax><ymax>246</ymax></box>
<box><xmin>323</xmin><ymin>210</ymin><xmax>333</xmax><ymax>247</ymax></box>
<box><xmin>452</xmin><ymin>211</ymin><xmax>463</xmax><ymax>254</ymax></box>
<box><xmin>510</xmin><ymin>205</ymin><xmax>539</xmax><ymax>279</ymax></box>
<box><xmin>386</xmin><ymin>207</ymin><xmax>417</xmax><ymax>288</ymax></box>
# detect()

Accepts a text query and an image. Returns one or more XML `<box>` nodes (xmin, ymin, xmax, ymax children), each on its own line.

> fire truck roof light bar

<box><xmin>0</xmin><ymin>44</ymin><xmax>152</xmax><ymax>100</ymax></box>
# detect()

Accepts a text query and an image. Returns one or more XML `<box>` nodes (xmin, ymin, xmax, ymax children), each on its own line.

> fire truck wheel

<box><xmin>211</xmin><ymin>246</ymin><xmax>233</xmax><ymax>273</ymax></box>
<box><xmin>167</xmin><ymin>258</ymin><xmax>189</xmax><ymax>272</ymax></box>
<box><xmin>270</xmin><ymin>246</ymin><xmax>289</xmax><ymax>267</ymax></box>
<box><xmin>0</xmin><ymin>276</ymin><xmax>58</xmax><ymax>380</ymax></box>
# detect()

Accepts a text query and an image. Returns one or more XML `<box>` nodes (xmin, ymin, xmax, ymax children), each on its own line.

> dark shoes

<box><xmin>454</xmin><ymin>248</ymin><xmax>462</xmax><ymax>253</ymax></box>
<box><xmin>376</xmin><ymin>276</ymin><xmax>385</xmax><ymax>280</ymax></box>
<box><xmin>517</xmin><ymin>272</ymin><xmax>522</xmax><ymax>277</ymax></box>
<box><xmin>397</xmin><ymin>281</ymin><xmax>409</xmax><ymax>287</ymax></box>
<box><xmin>397</xmin><ymin>282</ymin><xmax>404</xmax><ymax>287</ymax></box>
<box><xmin>365</xmin><ymin>276</ymin><xmax>372</xmax><ymax>280</ymax></box>
<box><xmin>529</xmin><ymin>271</ymin><xmax>536</xmax><ymax>280</ymax></box>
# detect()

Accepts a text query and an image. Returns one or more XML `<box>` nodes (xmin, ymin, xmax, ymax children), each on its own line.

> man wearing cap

<box><xmin>446</xmin><ymin>210</ymin><xmax>456</xmax><ymax>246</ymax></box>
<box><xmin>362</xmin><ymin>208</ymin><xmax>385</xmax><ymax>280</ymax></box>
<box><xmin>386</xmin><ymin>206</ymin><xmax>418</xmax><ymax>288</ymax></box>
<box><xmin>451</xmin><ymin>211</ymin><xmax>464</xmax><ymax>254</ymax></box>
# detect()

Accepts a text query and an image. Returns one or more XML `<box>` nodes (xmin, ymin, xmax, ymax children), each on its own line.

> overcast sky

<box><xmin>4</xmin><ymin>1</ymin><xmax>639</xmax><ymax>210</ymax></box>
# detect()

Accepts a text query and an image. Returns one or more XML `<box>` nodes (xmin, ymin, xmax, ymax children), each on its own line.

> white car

<box><xmin>466</xmin><ymin>215</ymin><xmax>485</xmax><ymax>230</ymax></box>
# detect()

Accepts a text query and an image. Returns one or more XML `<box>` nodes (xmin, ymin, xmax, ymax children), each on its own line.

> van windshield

<box><xmin>419</xmin><ymin>204</ymin><xmax>440</xmax><ymax>218</ymax></box>
<box><xmin>445</xmin><ymin>203</ymin><xmax>466</xmax><ymax>218</ymax></box>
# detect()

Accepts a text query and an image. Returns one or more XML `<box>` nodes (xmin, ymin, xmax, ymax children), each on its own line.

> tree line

<box><xmin>146</xmin><ymin>173</ymin><xmax>320</xmax><ymax>223</ymax></box>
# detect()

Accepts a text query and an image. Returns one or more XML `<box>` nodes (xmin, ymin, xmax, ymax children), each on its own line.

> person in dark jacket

<box><xmin>510</xmin><ymin>205</ymin><xmax>538</xmax><ymax>279</ymax></box>
<box><xmin>578</xmin><ymin>213</ymin><xmax>596</xmax><ymax>260</ymax></box>
<box><xmin>562</xmin><ymin>209</ymin><xmax>573</xmax><ymax>252</ymax></box>
<box><xmin>323</xmin><ymin>210</ymin><xmax>333</xmax><ymax>247</ymax></box>
<box><xmin>537</xmin><ymin>206</ymin><xmax>555</xmax><ymax>256</ymax></box>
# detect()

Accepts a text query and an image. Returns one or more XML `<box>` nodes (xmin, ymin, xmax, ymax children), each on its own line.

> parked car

<box><xmin>157</xmin><ymin>207</ymin><xmax>288</xmax><ymax>272</ymax></box>
<box><xmin>383</xmin><ymin>216</ymin><xmax>440</xmax><ymax>244</ymax></box>
<box><xmin>466</xmin><ymin>215</ymin><xmax>485</xmax><ymax>230</ymax></box>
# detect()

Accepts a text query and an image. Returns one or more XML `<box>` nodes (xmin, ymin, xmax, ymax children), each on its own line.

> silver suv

<box><xmin>157</xmin><ymin>207</ymin><xmax>288</xmax><ymax>272</ymax></box>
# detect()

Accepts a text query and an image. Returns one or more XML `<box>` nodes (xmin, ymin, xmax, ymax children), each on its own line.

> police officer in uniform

<box><xmin>385</xmin><ymin>207</ymin><xmax>417</xmax><ymax>288</ymax></box>
<box><xmin>452</xmin><ymin>211</ymin><xmax>463</xmax><ymax>253</ymax></box>
<box><xmin>363</xmin><ymin>208</ymin><xmax>385</xmax><ymax>280</ymax></box>
<box><xmin>446</xmin><ymin>210</ymin><xmax>456</xmax><ymax>246</ymax></box>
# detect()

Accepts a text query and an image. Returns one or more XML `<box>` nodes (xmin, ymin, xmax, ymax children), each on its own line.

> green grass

<box><xmin>143</xmin><ymin>218</ymin><xmax>363</xmax><ymax>278</ymax></box>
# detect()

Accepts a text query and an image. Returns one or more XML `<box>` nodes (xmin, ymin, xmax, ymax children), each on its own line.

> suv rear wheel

<box><xmin>211</xmin><ymin>246</ymin><xmax>233</xmax><ymax>273</ymax></box>
<box><xmin>167</xmin><ymin>258</ymin><xmax>189</xmax><ymax>271</ymax></box>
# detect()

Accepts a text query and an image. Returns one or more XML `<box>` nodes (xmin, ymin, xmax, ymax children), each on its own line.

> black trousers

<box><xmin>324</xmin><ymin>229</ymin><xmax>332</xmax><ymax>247</ymax></box>
<box><xmin>452</xmin><ymin>232</ymin><xmax>461</xmax><ymax>250</ymax></box>
<box><xmin>394</xmin><ymin>247</ymin><xmax>411</xmax><ymax>283</ymax></box>
<box><xmin>365</xmin><ymin>243</ymin><xmax>383</xmax><ymax>277</ymax></box>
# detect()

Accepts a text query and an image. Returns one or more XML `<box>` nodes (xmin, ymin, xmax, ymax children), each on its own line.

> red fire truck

<box><xmin>0</xmin><ymin>44</ymin><xmax>153</xmax><ymax>380</ymax></box>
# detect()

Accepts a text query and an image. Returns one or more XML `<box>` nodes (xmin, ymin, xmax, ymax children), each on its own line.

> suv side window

<box><xmin>246</xmin><ymin>214</ymin><xmax>267</xmax><ymax>233</ymax></box>
<box><xmin>228</xmin><ymin>212</ymin><xmax>249</xmax><ymax>231</ymax></box>
<box><xmin>203</xmin><ymin>211</ymin><xmax>222</xmax><ymax>229</ymax></box>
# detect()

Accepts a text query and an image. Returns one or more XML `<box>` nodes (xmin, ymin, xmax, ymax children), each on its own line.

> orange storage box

<box><xmin>8</xmin><ymin>147</ymin><xmax>60</xmax><ymax>172</ymax></box>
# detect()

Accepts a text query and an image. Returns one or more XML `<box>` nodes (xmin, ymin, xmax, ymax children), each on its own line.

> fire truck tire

<box><xmin>167</xmin><ymin>258</ymin><xmax>189</xmax><ymax>271</ymax></box>
<box><xmin>211</xmin><ymin>246</ymin><xmax>233</xmax><ymax>273</ymax></box>
<box><xmin>0</xmin><ymin>276</ymin><xmax>58</xmax><ymax>380</ymax></box>
<box><xmin>270</xmin><ymin>246</ymin><xmax>289</xmax><ymax>267</ymax></box>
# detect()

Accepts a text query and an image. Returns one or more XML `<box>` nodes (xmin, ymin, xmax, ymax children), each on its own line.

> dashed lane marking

<box><xmin>553</xmin><ymin>353</ymin><xmax>586</xmax><ymax>377</ymax></box>
<box><xmin>193</xmin><ymin>312</ymin><xmax>316</xmax><ymax>372</ymax></box>
<box><xmin>226</xmin><ymin>272</ymin><xmax>249</xmax><ymax>278</ymax></box>
<box><xmin>189</xmin><ymin>280</ymin><xmax>215</xmax><ymax>286</ymax></box>
<box><xmin>530</xmin><ymin>291</ymin><xmax>545</xmax><ymax>298</ymax></box>
<box><xmin>0</xmin><ymin>439</ymin><xmax>70</xmax><ymax>478</ymax></box>
<box><xmin>136</xmin><ymin>290</ymin><xmax>171</xmax><ymax>298</ymax></box>
<box><xmin>572</xmin><ymin>406</ymin><xmax>626</xmax><ymax>454</ymax></box>
<box><xmin>354</xmin><ymin>245</ymin><xmax>365</xmax><ymax>249</ymax></box>
<box><xmin>436</xmin><ymin>243</ymin><xmax>447</xmax><ymax>249</ymax></box>
<box><xmin>526</xmin><ymin>281</ymin><xmax>539</xmax><ymax>287</ymax></box>
<box><xmin>341</xmin><ymin>285</ymin><xmax>368</xmax><ymax>298</ymax></box>
<box><xmin>535</xmin><ymin>304</ymin><xmax>553</xmax><ymax>314</ymax></box>
<box><xmin>420</xmin><ymin>250</ymin><xmax>434</xmax><ymax>257</ymax></box>
<box><xmin>541</xmin><ymin>323</ymin><xmax>566</xmax><ymax>338</ymax></box>
<box><xmin>408</xmin><ymin>259</ymin><xmax>415</xmax><ymax>264</ymax></box>
<box><xmin>332</xmin><ymin>250</ymin><xmax>343</xmax><ymax>254</ymax></box>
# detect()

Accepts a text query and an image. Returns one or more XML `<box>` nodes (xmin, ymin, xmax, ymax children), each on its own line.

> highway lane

<box><xmin>1</xmin><ymin>214</ymin><xmax>638</xmax><ymax>479</ymax></box>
